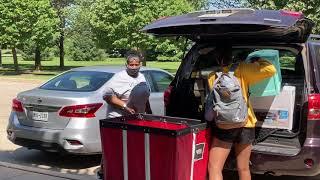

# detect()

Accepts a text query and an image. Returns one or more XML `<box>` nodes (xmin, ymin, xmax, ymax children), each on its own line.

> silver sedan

<box><xmin>6</xmin><ymin>66</ymin><xmax>174</xmax><ymax>154</ymax></box>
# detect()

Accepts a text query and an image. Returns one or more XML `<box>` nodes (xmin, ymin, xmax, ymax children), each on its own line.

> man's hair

<box><xmin>125</xmin><ymin>51</ymin><xmax>142</xmax><ymax>63</ymax></box>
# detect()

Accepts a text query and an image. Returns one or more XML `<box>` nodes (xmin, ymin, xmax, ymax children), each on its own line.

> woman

<box><xmin>206</xmin><ymin>45</ymin><xmax>276</xmax><ymax>180</ymax></box>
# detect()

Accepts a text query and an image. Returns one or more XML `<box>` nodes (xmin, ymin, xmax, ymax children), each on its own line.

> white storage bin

<box><xmin>250</xmin><ymin>86</ymin><xmax>296</xmax><ymax>130</ymax></box>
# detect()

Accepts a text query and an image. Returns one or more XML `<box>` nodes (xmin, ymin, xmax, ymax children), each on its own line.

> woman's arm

<box><xmin>241</xmin><ymin>59</ymin><xmax>277</xmax><ymax>85</ymax></box>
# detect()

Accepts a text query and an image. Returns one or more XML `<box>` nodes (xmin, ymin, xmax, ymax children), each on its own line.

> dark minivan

<box><xmin>143</xmin><ymin>9</ymin><xmax>320</xmax><ymax>176</ymax></box>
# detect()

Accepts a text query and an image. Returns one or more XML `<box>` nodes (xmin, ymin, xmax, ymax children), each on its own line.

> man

<box><xmin>97</xmin><ymin>52</ymin><xmax>152</xmax><ymax>179</ymax></box>
<box><xmin>104</xmin><ymin>52</ymin><xmax>152</xmax><ymax>117</ymax></box>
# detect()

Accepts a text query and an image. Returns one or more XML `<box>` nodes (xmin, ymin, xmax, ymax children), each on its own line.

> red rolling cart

<box><xmin>100</xmin><ymin>114</ymin><xmax>211</xmax><ymax>180</ymax></box>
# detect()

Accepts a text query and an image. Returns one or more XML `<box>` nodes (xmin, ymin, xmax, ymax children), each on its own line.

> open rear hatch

<box><xmin>142</xmin><ymin>9</ymin><xmax>313</xmax><ymax>43</ymax></box>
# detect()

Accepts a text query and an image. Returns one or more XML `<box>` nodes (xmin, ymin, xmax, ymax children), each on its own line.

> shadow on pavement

<box><xmin>0</xmin><ymin>147</ymin><xmax>100</xmax><ymax>177</ymax></box>
<box><xmin>223</xmin><ymin>170</ymin><xmax>320</xmax><ymax>180</ymax></box>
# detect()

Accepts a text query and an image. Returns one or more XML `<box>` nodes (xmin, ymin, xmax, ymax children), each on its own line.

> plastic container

<box><xmin>246</xmin><ymin>49</ymin><xmax>282</xmax><ymax>97</ymax></box>
<box><xmin>250</xmin><ymin>86</ymin><xmax>296</xmax><ymax>130</ymax></box>
<box><xmin>100</xmin><ymin>114</ymin><xmax>211</xmax><ymax>180</ymax></box>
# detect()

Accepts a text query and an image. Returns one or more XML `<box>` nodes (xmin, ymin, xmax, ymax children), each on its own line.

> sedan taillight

<box><xmin>164</xmin><ymin>85</ymin><xmax>173</xmax><ymax>107</ymax></box>
<box><xmin>59</xmin><ymin>103</ymin><xmax>103</xmax><ymax>118</ymax></box>
<box><xmin>12</xmin><ymin>98</ymin><xmax>23</xmax><ymax>112</ymax></box>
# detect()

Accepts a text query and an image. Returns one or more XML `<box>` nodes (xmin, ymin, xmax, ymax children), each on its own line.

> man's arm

<box><xmin>104</xmin><ymin>94</ymin><xmax>135</xmax><ymax>114</ymax></box>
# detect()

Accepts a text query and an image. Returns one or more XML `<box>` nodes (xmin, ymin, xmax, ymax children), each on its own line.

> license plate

<box><xmin>32</xmin><ymin>111</ymin><xmax>48</xmax><ymax>121</ymax></box>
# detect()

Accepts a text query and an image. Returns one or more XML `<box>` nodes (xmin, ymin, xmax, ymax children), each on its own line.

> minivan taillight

<box><xmin>59</xmin><ymin>103</ymin><xmax>103</xmax><ymax>118</ymax></box>
<box><xmin>12</xmin><ymin>98</ymin><xmax>23</xmax><ymax>112</ymax></box>
<box><xmin>308</xmin><ymin>94</ymin><xmax>320</xmax><ymax>120</ymax></box>
<box><xmin>164</xmin><ymin>85</ymin><xmax>173</xmax><ymax>107</ymax></box>
<box><xmin>280</xmin><ymin>10</ymin><xmax>302</xmax><ymax>17</ymax></box>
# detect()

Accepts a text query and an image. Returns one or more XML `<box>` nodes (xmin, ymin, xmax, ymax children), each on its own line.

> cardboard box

<box><xmin>250</xmin><ymin>86</ymin><xmax>296</xmax><ymax>130</ymax></box>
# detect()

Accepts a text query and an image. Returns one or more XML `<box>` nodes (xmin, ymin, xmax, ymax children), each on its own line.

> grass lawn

<box><xmin>0</xmin><ymin>56</ymin><xmax>181</xmax><ymax>80</ymax></box>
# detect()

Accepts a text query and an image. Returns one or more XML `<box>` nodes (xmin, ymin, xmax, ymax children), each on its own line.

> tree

<box><xmin>208</xmin><ymin>0</ymin><xmax>243</xmax><ymax>8</ymax></box>
<box><xmin>90</xmin><ymin>0</ymin><xmax>195</xmax><ymax>65</ymax></box>
<box><xmin>0</xmin><ymin>46</ymin><xmax>2</xmax><ymax>68</ymax></box>
<box><xmin>188</xmin><ymin>0</ymin><xmax>208</xmax><ymax>10</ymax></box>
<box><xmin>51</xmin><ymin>0</ymin><xmax>74</xmax><ymax>69</ymax></box>
<box><xmin>30</xmin><ymin>1</ymin><xmax>59</xmax><ymax>70</ymax></box>
<box><xmin>64</xmin><ymin>0</ymin><xmax>105</xmax><ymax>61</ymax></box>
<box><xmin>0</xmin><ymin>0</ymin><xmax>58</xmax><ymax>71</ymax></box>
<box><xmin>0</xmin><ymin>0</ymin><xmax>26</xmax><ymax>71</ymax></box>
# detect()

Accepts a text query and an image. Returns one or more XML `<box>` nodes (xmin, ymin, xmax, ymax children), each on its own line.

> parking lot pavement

<box><xmin>0</xmin><ymin>78</ymin><xmax>41</xmax><ymax>154</ymax></box>
<box><xmin>0</xmin><ymin>166</ymin><xmax>67</xmax><ymax>180</ymax></box>
<box><xmin>0</xmin><ymin>161</ymin><xmax>94</xmax><ymax>180</ymax></box>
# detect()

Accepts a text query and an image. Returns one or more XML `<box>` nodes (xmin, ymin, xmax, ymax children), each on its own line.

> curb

<box><xmin>0</xmin><ymin>161</ymin><xmax>95</xmax><ymax>180</ymax></box>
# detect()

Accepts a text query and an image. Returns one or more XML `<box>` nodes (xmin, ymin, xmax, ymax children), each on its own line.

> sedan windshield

<box><xmin>40</xmin><ymin>71</ymin><xmax>113</xmax><ymax>92</ymax></box>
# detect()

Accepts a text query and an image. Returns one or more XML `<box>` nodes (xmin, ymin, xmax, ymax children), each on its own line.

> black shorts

<box><xmin>212</xmin><ymin>127</ymin><xmax>255</xmax><ymax>144</ymax></box>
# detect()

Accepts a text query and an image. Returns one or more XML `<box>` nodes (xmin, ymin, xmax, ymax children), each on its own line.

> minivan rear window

<box><xmin>40</xmin><ymin>71</ymin><xmax>113</xmax><ymax>92</ymax></box>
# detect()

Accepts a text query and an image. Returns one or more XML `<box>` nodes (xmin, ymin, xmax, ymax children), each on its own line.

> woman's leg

<box><xmin>234</xmin><ymin>143</ymin><xmax>252</xmax><ymax>180</ymax></box>
<box><xmin>208</xmin><ymin>137</ymin><xmax>233</xmax><ymax>180</ymax></box>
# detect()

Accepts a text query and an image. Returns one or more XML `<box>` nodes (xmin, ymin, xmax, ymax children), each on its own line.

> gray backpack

<box><xmin>204</xmin><ymin>63</ymin><xmax>248</xmax><ymax>129</ymax></box>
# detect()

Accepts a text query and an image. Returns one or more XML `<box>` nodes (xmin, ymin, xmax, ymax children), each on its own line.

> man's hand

<box><xmin>124</xmin><ymin>106</ymin><xmax>135</xmax><ymax>114</ymax></box>
<box><xmin>145</xmin><ymin>101</ymin><xmax>152</xmax><ymax>114</ymax></box>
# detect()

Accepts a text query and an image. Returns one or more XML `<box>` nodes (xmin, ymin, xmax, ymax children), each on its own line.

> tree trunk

<box><xmin>59</xmin><ymin>30</ymin><xmax>64</xmax><ymax>69</ymax></box>
<box><xmin>59</xmin><ymin>17</ymin><xmax>65</xmax><ymax>69</ymax></box>
<box><xmin>134</xmin><ymin>47</ymin><xmax>146</xmax><ymax>66</ymax></box>
<box><xmin>12</xmin><ymin>47</ymin><xmax>19</xmax><ymax>71</ymax></box>
<box><xmin>141</xmin><ymin>50</ymin><xmax>146</xmax><ymax>66</ymax></box>
<box><xmin>0</xmin><ymin>47</ymin><xmax>2</xmax><ymax>68</ymax></box>
<box><xmin>35</xmin><ymin>46</ymin><xmax>41</xmax><ymax>71</ymax></box>
<box><xmin>142</xmin><ymin>55</ymin><xmax>146</xmax><ymax>66</ymax></box>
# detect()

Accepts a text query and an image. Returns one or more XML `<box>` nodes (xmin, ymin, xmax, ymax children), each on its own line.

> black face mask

<box><xmin>126</xmin><ymin>66</ymin><xmax>140</xmax><ymax>77</ymax></box>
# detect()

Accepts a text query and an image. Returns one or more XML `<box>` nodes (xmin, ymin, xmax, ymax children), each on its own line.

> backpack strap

<box><xmin>229</xmin><ymin>62</ymin><xmax>239</xmax><ymax>72</ymax></box>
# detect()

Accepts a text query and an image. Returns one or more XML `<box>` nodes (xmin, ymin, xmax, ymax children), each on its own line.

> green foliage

<box><xmin>0</xmin><ymin>0</ymin><xmax>59</xmax><ymax>49</ymax></box>
<box><xmin>187</xmin><ymin>0</ymin><xmax>208</xmax><ymax>10</ymax></box>
<box><xmin>208</xmin><ymin>0</ymin><xmax>244</xmax><ymax>8</ymax></box>
<box><xmin>64</xmin><ymin>0</ymin><xmax>106</xmax><ymax>61</ymax></box>
<box><xmin>67</xmin><ymin>34</ymin><xmax>106</xmax><ymax>61</ymax></box>
<box><xmin>89</xmin><ymin>0</ymin><xmax>195</xmax><ymax>61</ymax></box>
<box><xmin>153</xmin><ymin>37</ymin><xmax>188</xmax><ymax>62</ymax></box>
<box><xmin>21</xmin><ymin>43</ymin><xmax>55</xmax><ymax>61</ymax></box>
